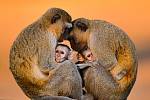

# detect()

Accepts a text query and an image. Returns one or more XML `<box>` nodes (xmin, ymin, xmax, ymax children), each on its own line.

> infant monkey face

<box><xmin>83</xmin><ymin>49</ymin><xmax>95</xmax><ymax>62</ymax></box>
<box><xmin>83</xmin><ymin>50</ymin><xmax>94</xmax><ymax>62</ymax></box>
<box><xmin>55</xmin><ymin>46</ymin><xmax>70</xmax><ymax>63</ymax></box>
<box><xmin>77</xmin><ymin>49</ymin><xmax>95</xmax><ymax>62</ymax></box>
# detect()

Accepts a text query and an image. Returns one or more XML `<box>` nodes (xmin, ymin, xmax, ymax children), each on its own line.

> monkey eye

<box><xmin>76</xmin><ymin>21</ymin><xmax>88</xmax><ymax>32</ymax></box>
<box><xmin>87</xmin><ymin>54</ymin><xmax>91</xmax><ymax>58</ymax></box>
<box><xmin>87</xmin><ymin>53</ymin><xmax>92</xmax><ymax>58</ymax></box>
<box><xmin>56</xmin><ymin>50</ymin><xmax>59</xmax><ymax>53</ymax></box>
<box><xmin>56</xmin><ymin>50</ymin><xmax>64</xmax><ymax>54</ymax></box>
<box><xmin>51</xmin><ymin>14</ymin><xmax>61</xmax><ymax>24</ymax></box>
<box><xmin>60</xmin><ymin>51</ymin><xmax>64</xmax><ymax>54</ymax></box>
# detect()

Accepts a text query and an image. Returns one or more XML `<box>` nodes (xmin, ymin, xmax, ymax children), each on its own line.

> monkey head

<box><xmin>66</xmin><ymin>18</ymin><xmax>90</xmax><ymax>53</ymax></box>
<box><xmin>77</xmin><ymin>48</ymin><xmax>96</xmax><ymax>63</ymax></box>
<box><xmin>82</xmin><ymin>48</ymin><xmax>95</xmax><ymax>62</ymax></box>
<box><xmin>55</xmin><ymin>44</ymin><xmax>71</xmax><ymax>63</ymax></box>
<box><xmin>41</xmin><ymin>8</ymin><xmax>72</xmax><ymax>41</ymax></box>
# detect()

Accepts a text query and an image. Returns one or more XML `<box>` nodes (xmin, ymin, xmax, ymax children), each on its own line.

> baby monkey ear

<box><xmin>68</xmin><ymin>51</ymin><xmax>73</xmax><ymax>60</ymax></box>
<box><xmin>51</xmin><ymin>14</ymin><xmax>61</xmax><ymax>24</ymax></box>
<box><xmin>76</xmin><ymin>21</ymin><xmax>88</xmax><ymax>32</ymax></box>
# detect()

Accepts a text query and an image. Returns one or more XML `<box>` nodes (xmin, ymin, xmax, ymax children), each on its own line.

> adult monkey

<box><xmin>64</xmin><ymin>18</ymin><xmax>138</xmax><ymax>100</ymax></box>
<box><xmin>9</xmin><ymin>8</ymin><xmax>82</xmax><ymax>100</ymax></box>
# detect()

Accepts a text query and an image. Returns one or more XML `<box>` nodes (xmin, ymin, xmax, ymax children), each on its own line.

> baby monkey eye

<box><xmin>51</xmin><ymin>14</ymin><xmax>61</xmax><ymax>24</ymax></box>
<box><xmin>87</xmin><ymin>54</ymin><xmax>91</xmax><ymax>58</ymax></box>
<box><xmin>56</xmin><ymin>50</ymin><xmax>59</xmax><ymax>53</ymax></box>
<box><xmin>87</xmin><ymin>53</ymin><xmax>92</xmax><ymax>58</ymax></box>
<box><xmin>60</xmin><ymin>51</ymin><xmax>64</xmax><ymax>54</ymax></box>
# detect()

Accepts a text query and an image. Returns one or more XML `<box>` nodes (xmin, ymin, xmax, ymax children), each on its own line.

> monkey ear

<box><xmin>76</xmin><ymin>22</ymin><xmax>88</xmax><ymax>32</ymax></box>
<box><xmin>51</xmin><ymin>14</ymin><xmax>61</xmax><ymax>24</ymax></box>
<box><xmin>68</xmin><ymin>51</ymin><xmax>74</xmax><ymax>60</ymax></box>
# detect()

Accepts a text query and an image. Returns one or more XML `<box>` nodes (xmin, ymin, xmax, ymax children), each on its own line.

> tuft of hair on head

<box><xmin>40</xmin><ymin>8</ymin><xmax>72</xmax><ymax>27</ymax></box>
<box><xmin>46</xmin><ymin>8</ymin><xmax>72</xmax><ymax>22</ymax></box>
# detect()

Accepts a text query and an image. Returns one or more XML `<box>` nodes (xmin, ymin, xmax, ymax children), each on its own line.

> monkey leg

<box><xmin>32</xmin><ymin>95</ymin><xmax>76</xmax><ymax>100</ymax></box>
<box><xmin>83</xmin><ymin>64</ymin><xmax>127</xmax><ymax>100</ymax></box>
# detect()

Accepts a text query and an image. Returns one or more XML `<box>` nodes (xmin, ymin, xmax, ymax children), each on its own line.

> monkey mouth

<box><xmin>58</xmin><ymin>26</ymin><xmax>73</xmax><ymax>42</ymax></box>
<box><xmin>55</xmin><ymin>58</ymin><xmax>63</xmax><ymax>63</ymax></box>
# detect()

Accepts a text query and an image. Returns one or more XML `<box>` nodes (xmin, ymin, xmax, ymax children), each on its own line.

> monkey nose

<box><xmin>65</xmin><ymin>22</ymin><xmax>72</xmax><ymax>28</ymax></box>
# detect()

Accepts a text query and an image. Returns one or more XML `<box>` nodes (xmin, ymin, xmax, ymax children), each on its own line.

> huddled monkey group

<box><xmin>9</xmin><ymin>8</ymin><xmax>138</xmax><ymax>100</ymax></box>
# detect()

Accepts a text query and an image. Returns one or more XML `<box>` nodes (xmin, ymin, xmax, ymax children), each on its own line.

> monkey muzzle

<box><xmin>58</xmin><ymin>23</ymin><xmax>73</xmax><ymax>42</ymax></box>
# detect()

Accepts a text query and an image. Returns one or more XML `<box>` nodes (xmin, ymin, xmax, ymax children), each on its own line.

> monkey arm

<box><xmin>113</xmin><ymin>69</ymin><xmax>127</xmax><ymax>81</ymax></box>
<box><xmin>25</xmin><ymin>56</ymin><xmax>67</xmax><ymax>86</ymax></box>
<box><xmin>19</xmin><ymin>57</ymin><xmax>50</xmax><ymax>86</ymax></box>
<box><xmin>110</xmin><ymin>39</ymin><xmax>138</xmax><ymax>89</ymax></box>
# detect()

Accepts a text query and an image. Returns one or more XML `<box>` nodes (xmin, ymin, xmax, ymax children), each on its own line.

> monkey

<box><xmin>54</xmin><ymin>43</ymin><xmax>94</xmax><ymax>100</ymax></box>
<box><xmin>78</xmin><ymin>48</ymin><xmax>127</xmax><ymax>81</ymax></box>
<box><xmin>9</xmin><ymin>8</ymin><xmax>83</xmax><ymax>100</ymax></box>
<box><xmin>76</xmin><ymin>48</ymin><xmax>127</xmax><ymax>97</ymax></box>
<box><xmin>79</xmin><ymin>48</ymin><xmax>96</xmax><ymax>63</ymax></box>
<box><xmin>76</xmin><ymin>48</ymin><xmax>96</xmax><ymax>85</ymax></box>
<box><xmin>55</xmin><ymin>44</ymin><xmax>71</xmax><ymax>63</ymax></box>
<box><xmin>75</xmin><ymin>48</ymin><xmax>95</xmax><ymax>70</ymax></box>
<box><xmin>64</xmin><ymin>18</ymin><xmax>138</xmax><ymax>100</ymax></box>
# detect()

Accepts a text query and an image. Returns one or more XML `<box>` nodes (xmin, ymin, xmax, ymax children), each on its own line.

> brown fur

<box><xmin>68</xmin><ymin>18</ymin><xmax>138</xmax><ymax>100</ymax></box>
<box><xmin>9</xmin><ymin>8</ymin><xmax>82</xmax><ymax>100</ymax></box>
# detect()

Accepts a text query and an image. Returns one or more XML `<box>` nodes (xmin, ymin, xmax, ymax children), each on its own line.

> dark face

<box><xmin>44</xmin><ymin>8</ymin><xmax>72</xmax><ymax>41</ymax></box>
<box><xmin>63</xmin><ymin>18</ymin><xmax>90</xmax><ymax>53</ymax></box>
<box><xmin>58</xmin><ymin>24</ymin><xmax>73</xmax><ymax>42</ymax></box>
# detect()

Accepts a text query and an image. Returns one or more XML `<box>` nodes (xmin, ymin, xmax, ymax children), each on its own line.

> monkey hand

<box><xmin>113</xmin><ymin>69</ymin><xmax>128</xmax><ymax>81</ymax></box>
<box><xmin>76</xmin><ymin>63</ymin><xmax>92</xmax><ymax>70</ymax></box>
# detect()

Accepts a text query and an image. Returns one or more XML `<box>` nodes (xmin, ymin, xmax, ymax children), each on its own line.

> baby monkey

<box><xmin>55</xmin><ymin>43</ymin><xmax>95</xmax><ymax>64</ymax></box>
<box><xmin>55</xmin><ymin>44</ymin><xmax>94</xmax><ymax>100</ymax></box>
<box><xmin>81</xmin><ymin>48</ymin><xmax>96</xmax><ymax>63</ymax></box>
<box><xmin>76</xmin><ymin>48</ymin><xmax>96</xmax><ymax>69</ymax></box>
<box><xmin>78</xmin><ymin>48</ymin><xmax>127</xmax><ymax>81</ymax></box>
<box><xmin>55</xmin><ymin>44</ymin><xmax>71</xmax><ymax>63</ymax></box>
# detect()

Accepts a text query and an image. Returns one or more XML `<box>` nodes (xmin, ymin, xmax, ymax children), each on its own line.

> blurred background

<box><xmin>0</xmin><ymin>0</ymin><xmax>150</xmax><ymax>100</ymax></box>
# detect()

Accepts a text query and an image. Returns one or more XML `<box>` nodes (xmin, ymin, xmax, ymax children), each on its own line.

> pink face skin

<box><xmin>55</xmin><ymin>46</ymin><xmax>70</xmax><ymax>63</ymax></box>
<box><xmin>77</xmin><ymin>49</ymin><xmax>95</xmax><ymax>62</ymax></box>
<box><xmin>82</xmin><ymin>49</ymin><xmax>95</xmax><ymax>62</ymax></box>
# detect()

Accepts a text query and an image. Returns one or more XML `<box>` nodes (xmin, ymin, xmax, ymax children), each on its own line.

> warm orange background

<box><xmin>0</xmin><ymin>0</ymin><xmax>150</xmax><ymax>100</ymax></box>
